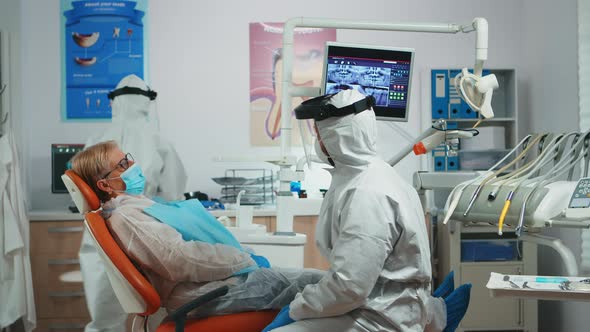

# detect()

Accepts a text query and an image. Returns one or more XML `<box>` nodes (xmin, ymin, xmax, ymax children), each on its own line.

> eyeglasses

<box><xmin>102</xmin><ymin>153</ymin><xmax>134</xmax><ymax>179</ymax></box>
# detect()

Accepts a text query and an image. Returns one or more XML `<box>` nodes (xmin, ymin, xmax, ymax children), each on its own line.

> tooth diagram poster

<box><xmin>249</xmin><ymin>22</ymin><xmax>336</xmax><ymax>146</ymax></box>
<box><xmin>61</xmin><ymin>0</ymin><xmax>148</xmax><ymax>120</ymax></box>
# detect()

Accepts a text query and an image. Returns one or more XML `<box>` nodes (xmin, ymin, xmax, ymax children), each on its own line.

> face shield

<box><xmin>294</xmin><ymin>92</ymin><xmax>375</xmax><ymax>122</ymax></box>
<box><xmin>108</xmin><ymin>86</ymin><xmax>157</xmax><ymax>101</ymax></box>
<box><xmin>294</xmin><ymin>89</ymin><xmax>375</xmax><ymax>166</ymax></box>
<box><xmin>108</xmin><ymin>74</ymin><xmax>159</xmax><ymax>128</ymax></box>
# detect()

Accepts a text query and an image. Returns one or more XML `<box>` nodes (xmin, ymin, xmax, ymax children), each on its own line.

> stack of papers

<box><xmin>487</xmin><ymin>272</ymin><xmax>590</xmax><ymax>301</ymax></box>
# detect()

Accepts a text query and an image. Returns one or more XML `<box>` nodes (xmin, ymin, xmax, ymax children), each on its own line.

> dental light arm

<box><xmin>280</xmin><ymin>17</ymin><xmax>490</xmax><ymax>159</ymax></box>
<box><xmin>276</xmin><ymin>17</ymin><xmax>492</xmax><ymax>233</ymax></box>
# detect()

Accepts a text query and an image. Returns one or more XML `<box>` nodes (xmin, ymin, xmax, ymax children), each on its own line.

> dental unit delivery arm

<box><xmin>277</xmin><ymin>17</ymin><xmax>492</xmax><ymax>233</ymax></box>
<box><xmin>520</xmin><ymin>234</ymin><xmax>579</xmax><ymax>276</ymax></box>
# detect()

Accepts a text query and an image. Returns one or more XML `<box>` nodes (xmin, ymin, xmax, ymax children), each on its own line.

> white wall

<box><xmin>521</xmin><ymin>1</ymin><xmax>588</xmax><ymax>331</ymax></box>
<box><xmin>20</xmin><ymin>0</ymin><xmax>524</xmax><ymax>210</ymax></box>
<box><xmin>0</xmin><ymin>0</ymin><xmax>23</xmax><ymax>172</ymax></box>
<box><xmin>11</xmin><ymin>0</ymin><xmax>589</xmax><ymax>330</ymax></box>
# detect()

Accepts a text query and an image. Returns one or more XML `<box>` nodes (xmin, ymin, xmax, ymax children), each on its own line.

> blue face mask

<box><xmin>117</xmin><ymin>163</ymin><xmax>146</xmax><ymax>195</ymax></box>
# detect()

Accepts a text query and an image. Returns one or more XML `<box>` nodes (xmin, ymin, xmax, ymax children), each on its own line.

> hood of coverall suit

<box><xmin>85</xmin><ymin>74</ymin><xmax>187</xmax><ymax>200</ymax></box>
<box><xmin>314</xmin><ymin>89</ymin><xmax>378</xmax><ymax>174</ymax></box>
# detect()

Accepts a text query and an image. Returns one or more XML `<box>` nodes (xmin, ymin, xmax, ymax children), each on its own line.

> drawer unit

<box><xmin>30</xmin><ymin>221</ymin><xmax>84</xmax><ymax>255</ymax></box>
<box><xmin>31</xmin><ymin>254</ymin><xmax>88</xmax><ymax>319</ymax></box>
<box><xmin>437</xmin><ymin>222</ymin><xmax>538</xmax><ymax>332</ymax></box>
<box><xmin>30</xmin><ymin>220</ymin><xmax>90</xmax><ymax>330</ymax></box>
<box><xmin>35</xmin><ymin>318</ymin><xmax>87</xmax><ymax>332</ymax></box>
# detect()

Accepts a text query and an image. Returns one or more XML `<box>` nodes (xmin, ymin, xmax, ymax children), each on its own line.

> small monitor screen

<box><xmin>52</xmin><ymin>144</ymin><xmax>84</xmax><ymax>194</ymax></box>
<box><xmin>322</xmin><ymin>42</ymin><xmax>414</xmax><ymax>121</ymax></box>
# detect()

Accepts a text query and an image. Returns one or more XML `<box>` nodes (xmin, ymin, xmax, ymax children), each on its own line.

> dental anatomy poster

<box><xmin>61</xmin><ymin>0</ymin><xmax>148</xmax><ymax>119</ymax></box>
<box><xmin>249</xmin><ymin>23</ymin><xmax>336</xmax><ymax>146</ymax></box>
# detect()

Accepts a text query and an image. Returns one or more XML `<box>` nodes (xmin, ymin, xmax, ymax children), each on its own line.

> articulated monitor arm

<box><xmin>388</xmin><ymin>120</ymin><xmax>477</xmax><ymax>166</ymax></box>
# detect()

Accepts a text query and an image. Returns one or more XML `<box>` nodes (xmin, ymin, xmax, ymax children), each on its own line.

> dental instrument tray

<box><xmin>212</xmin><ymin>175</ymin><xmax>274</xmax><ymax>186</ymax></box>
<box><xmin>221</xmin><ymin>187</ymin><xmax>272</xmax><ymax>195</ymax></box>
<box><xmin>212</xmin><ymin>169</ymin><xmax>276</xmax><ymax>205</ymax></box>
<box><xmin>487</xmin><ymin>272</ymin><xmax>590</xmax><ymax>301</ymax></box>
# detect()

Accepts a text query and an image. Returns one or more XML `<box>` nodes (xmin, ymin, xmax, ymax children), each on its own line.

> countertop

<box><xmin>27</xmin><ymin>208</ymin><xmax>277</xmax><ymax>221</ymax></box>
<box><xmin>28</xmin><ymin>210</ymin><xmax>86</xmax><ymax>221</ymax></box>
<box><xmin>28</xmin><ymin>198</ymin><xmax>322</xmax><ymax>221</ymax></box>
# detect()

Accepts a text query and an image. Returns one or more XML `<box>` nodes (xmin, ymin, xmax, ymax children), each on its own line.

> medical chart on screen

<box><xmin>61</xmin><ymin>0</ymin><xmax>148</xmax><ymax>120</ymax></box>
<box><xmin>249</xmin><ymin>22</ymin><xmax>336</xmax><ymax>146</ymax></box>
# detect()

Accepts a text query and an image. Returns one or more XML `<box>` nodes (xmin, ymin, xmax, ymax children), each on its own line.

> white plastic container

<box><xmin>461</xmin><ymin>126</ymin><xmax>505</xmax><ymax>151</ymax></box>
<box><xmin>228</xmin><ymin>226</ymin><xmax>307</xmax><ymax>268</ymax></box>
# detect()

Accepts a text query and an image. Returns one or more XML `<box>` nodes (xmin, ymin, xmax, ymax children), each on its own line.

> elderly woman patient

<box><xmin>70</xmin><ymin>140</ymin><xmax>323</xmax><ymax>318</ymax></box>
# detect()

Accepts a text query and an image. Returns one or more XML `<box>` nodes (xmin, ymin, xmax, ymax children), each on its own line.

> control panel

<box><xmin>565</xmin><ymin>177</ymin><xmax>590</xmax><ymax>219</ymax></box>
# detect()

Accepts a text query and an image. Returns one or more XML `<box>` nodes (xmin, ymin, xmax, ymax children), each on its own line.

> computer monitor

<box><xmin>51</xmin><ymin>144</ymin><xmax>84</xmax><ymax>194</ymax></box>
<box><xmin>321</xmin><ymin>42</ymin><xmax>414</xmax><ymax>121</ymax></box>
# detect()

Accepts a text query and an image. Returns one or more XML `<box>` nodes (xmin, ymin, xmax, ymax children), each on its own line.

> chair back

<box><xmin>62</xmin><ymin>170</ymin><xmax>161</xmax><ymax>316</ymax></box>
<box><xmin>62</xmin><ymin>170</ymin><xmax>101</xmax><ymax>213</ymax></box>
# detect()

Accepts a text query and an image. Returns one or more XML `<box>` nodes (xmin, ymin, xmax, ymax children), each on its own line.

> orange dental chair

<box><xmin>61</xmin><ymin>170</ymin><xmax>278</xmax><ymax>332</ymax></box>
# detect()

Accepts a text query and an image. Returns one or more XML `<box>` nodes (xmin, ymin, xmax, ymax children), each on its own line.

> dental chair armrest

<box><xmin>167</xmin><ymin>285</ymin><xmax>229</xmax><ymax>332</ymax></box>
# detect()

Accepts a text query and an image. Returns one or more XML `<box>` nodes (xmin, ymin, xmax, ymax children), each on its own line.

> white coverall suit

<box><xmin>275</xmin><ymin>90</ymin><xmax>446</xmax><ymax>331</ymax></box>
<box><xmin>102</xmin><ymin>194</ymin><xmax>324</xmax><ymax>317</ymax></box>
<box><xmin>79</xmin><ymin>75</ymin><xmax>188</xmax><ymax>332</ymax></box>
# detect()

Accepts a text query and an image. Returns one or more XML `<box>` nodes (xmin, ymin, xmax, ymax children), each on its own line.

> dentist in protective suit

<box><xmin>263</xmin><ymin>89</ymin><xmax>471</xmax><ymax>332</ymax></box>
<box><xmin>78</xmin><ymin>74</ymin><xmax>188</xmax><ymax>332</ymax></box>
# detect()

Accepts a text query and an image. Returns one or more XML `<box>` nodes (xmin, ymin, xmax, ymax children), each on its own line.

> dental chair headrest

<box><xmin>62</xmin><ymin>169</ymin><xmax>101</xmax><ymax>213</ymax></box>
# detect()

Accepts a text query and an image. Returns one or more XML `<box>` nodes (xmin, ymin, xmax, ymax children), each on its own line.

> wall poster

<box><xmin>61</xmin><ymin>0</ymin><xmax>148</xmax><ymax>120</ymax></box>
<box><xmin>249</xmin><ymin>22</ymin><xmax>336</xmax><ymax>146</ymax></box>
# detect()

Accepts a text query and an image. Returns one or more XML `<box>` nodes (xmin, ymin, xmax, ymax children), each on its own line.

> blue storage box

<box><xmin>461</xmin><ymin>240</ymin><xmax>520</xmax><ymax>262</ymax></box>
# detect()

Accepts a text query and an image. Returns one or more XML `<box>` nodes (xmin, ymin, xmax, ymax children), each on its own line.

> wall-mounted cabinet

<box><xmin>425</xmin><ymin>68</ymin><xmax>518</xmax><ymax>172</ymax></box>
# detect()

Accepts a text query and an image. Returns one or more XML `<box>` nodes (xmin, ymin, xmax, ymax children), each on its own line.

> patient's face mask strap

<box><xmin>108</xmin><ymin>86</ymin><xmax>158</xmax><ymax>100</ymax></box>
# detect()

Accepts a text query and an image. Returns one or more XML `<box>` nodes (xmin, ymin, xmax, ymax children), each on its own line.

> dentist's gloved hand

<box><xmin>250</xmin><ymin>253</ymin><xmax>271</xmax><ymax>268</ymax></box>
<box><xmin>262</xmin><ymin>305</ymin><xmax>294</xmax><ymax>332</ymax></box>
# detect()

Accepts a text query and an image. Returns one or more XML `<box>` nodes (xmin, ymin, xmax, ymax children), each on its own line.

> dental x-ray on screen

<box><xmin>321</xmin><ymin>42</ymin><xmax>414</xmax><ymax>121</ymax></box>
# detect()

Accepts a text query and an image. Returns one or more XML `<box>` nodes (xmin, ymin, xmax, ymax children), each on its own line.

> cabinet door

<box><xmin>31</xmin><ymin>221</ymin><xmax>84</xmax><ymax>255</ymax></box>
<box><xmin>31</xmin><ymin>254</ymin><xmax>89</xmax><ymax>319</ymax></box>
<box><xmin>228</xmin><ymin>216</ymin><xmax>275</xmax><ymax>232</ymax></box>
<box><xmin>34</xmin><ymin>318</ymin><xmax>88</xmax><ymax>332</ymax></box>
<box><xmin>293</xmin><ymin>216</ymin><xmax>330</xmax><ymax>270</ymax></box>
<box><xmin>253</xmin><ymin>217</ymin><xmax>275</xmax><ymax>233</ymax></box>
<box><xmin>30</xmin><ymin>221</ymin><xmax>89</xmax><ymax>320</ymax></box>
<box><xmin>460</xmin><ymin>264</ymin><xmax>524</xmax><ymax>329</ymax></box>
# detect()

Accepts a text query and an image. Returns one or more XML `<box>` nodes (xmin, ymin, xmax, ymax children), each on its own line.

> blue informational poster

<box><xmin>61</xmin><ymin>0</ymin><xmax>148</xmax><ymax>120</ymax></box>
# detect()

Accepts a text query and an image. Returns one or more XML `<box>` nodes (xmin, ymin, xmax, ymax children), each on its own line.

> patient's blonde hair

<box><xmin>71</xmin><ymin>140</ymin><xmax>119</xmax><ymax>203</ymax></box>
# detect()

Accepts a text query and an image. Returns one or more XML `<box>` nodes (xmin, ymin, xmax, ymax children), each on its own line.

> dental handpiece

<box><xmin>463</xmin><ymin>185</ymin><xmax>483</xmax><ymax>217</ymax></box>
<box><xmin>497</xmin><ymin>191</ymin><xmax>515</xmax><ymax>236</ymax></box>
<box><xmin>515</xmin><ymin>198</ymin><xmax>528</xmax><ymax>237</ymax></box>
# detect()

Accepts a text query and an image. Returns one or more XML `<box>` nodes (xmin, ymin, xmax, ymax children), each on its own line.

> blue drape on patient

<box><xmin>143</xmin><ymin>199</ymin><xmax>242</xmax><ymax>249</ymax></box>
<box><xmin>143</xmin><ymin>199</ymin><xmax>270</xmax><ymax>272</ymax></box>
